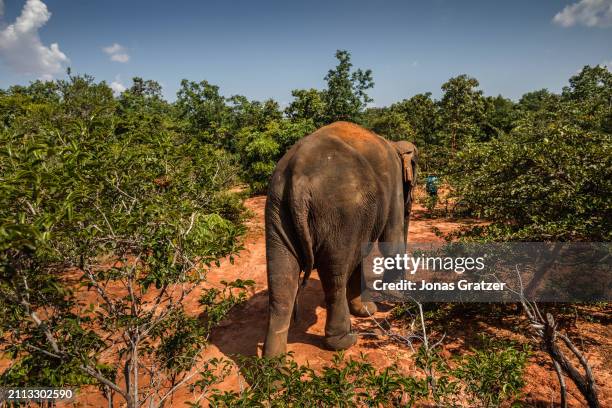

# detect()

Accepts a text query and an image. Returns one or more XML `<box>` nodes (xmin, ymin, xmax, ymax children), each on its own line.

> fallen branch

<box><xmin>516</xmin><ymin>270</ymin><xmax>600</xmax><ymax>408</ymax></box>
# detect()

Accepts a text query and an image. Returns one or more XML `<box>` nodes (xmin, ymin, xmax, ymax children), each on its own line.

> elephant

<box><xmin>263</xmin><ymin>121</ymin><xmax>417</xmax><ymax>356</ymax></box>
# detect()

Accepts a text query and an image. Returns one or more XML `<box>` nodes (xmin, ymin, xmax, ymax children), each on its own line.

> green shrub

<box><xmin>204</xmin><ymin>353</ymin><xmax>428</xmax><ymax>407</ymax></box>
<box><xmin>448</xmin><ymin>106</ymin><xmax>611</xmax><ymax>240</ymax></box>
<box><xmin>452</xmin><ymin>336</ymin><xmax>529</xmax><ymax>408</ymax></box>
<box><xmin>447</xmin><ymin>66</ymin><xmax>611</xmax><ymax>241</ymax></box>
<box><xmin>0</xmin><ymin>74</ymin><xmax>246</xmax><ymax>406</ymax></box>
<box><xmin>235</xmin><ymin>119</ymin><xmax>315</xmax><ymax>193</ymax></box>
<box><xmin>195</xmin><ymin>340</ymin><xmax>528</xmax><ymax>408</ymax></box>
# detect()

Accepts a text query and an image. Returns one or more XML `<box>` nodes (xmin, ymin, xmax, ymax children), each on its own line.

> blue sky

<box><xmin>0</xmin><ymin>0</ymin><xmax>610</xmax><ymax>104</ymax></box>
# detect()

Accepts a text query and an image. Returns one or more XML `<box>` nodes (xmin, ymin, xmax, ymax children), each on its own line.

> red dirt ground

<box><xmin>6</xmin><ymin>194</ymin><xmax>611</xmax><ymax>407</ymax></box>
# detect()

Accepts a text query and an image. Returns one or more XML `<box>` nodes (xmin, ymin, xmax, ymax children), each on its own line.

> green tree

<box><xmin>127</xmin><ymin>77</ymin><xmax>163</xmax><ymax>98</ymax></box>
<box><xmin>0</xmin><ymin>81</ymin><xmax>60</xmax><ymax>129</ymax></box>
<box><xmin>449</xmin><ymin>99</ymin><xmax>611</xmax><ymax>241</ymax></box>
<box><xmin>563</xmin><ymin>65</ymin><xmax>612</xmax><ymax>133</ymax></box>
<box><xmin>228</xmin><ymin>95</ymin><xmax>283</xmax><ymax>131</ymax></box>
<box><xmin>116</xmin><ymin>78</ymin><xmax>176</xmax><ymax>137</ymax></box>
<box><xmin>175</xmin><ymin>79</ymin><xmax>230</xmax><ymax>138</ymax></box>
<box><xmin>390</xmin><ymin>92</ymin><xmax>440</xmax><ymax>145</ymax></box>
<box><xmin>284</xmin><ymin>88</ymin><xmax>326</xmax><ymax>125</ymax></box>
<box><xmin>562</xmin><ymin>64</ymin><xmax>612</xmax><ymax>106</ymax></box>
<box><xmin>518</xmin><ymin>89</ymin><xmax>559</xmax><ymax>112</ymax></box>
<box><xmin>285</xmin><ymin>50</ymin><xmax>374</xmax><ymax>126</ymax></box>
<box><xmin>322</xmin><ymin>49</ymin><xmax>374</xmax><ymax>123</ymax></box>
<box><xmin>439</xmin><ymin>75</ymin><xmax>485</xmax><ymax>150</ymax></box>
<box><xmin>481</xmin><ymin>95</ymin><xmax>517</xmax><ymax>139</ymax></box>
<box><xmin>4</xmin><ymin>80</ymin><xmax>60</xmax><ymax>103</ymax></box>
<box><xmin>235</xmin><ymin>119</ymin><xmax>316</xmax><ymax>193</ymax></box>
<box><xmin>364</xmin><ymin>108</ymin><xmax>415</xmax><ymax>142</ymax></box>
<box><xmin>175</xmin><ymin>79</ymin><xmax>285</xmax><ymax>151</ymax></box>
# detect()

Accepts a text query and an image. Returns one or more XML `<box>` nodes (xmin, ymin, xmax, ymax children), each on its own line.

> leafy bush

<box><xmin>191</xmin><ymin>342</ymin><xmax>527</xmax><ymax>408</ymax></box>
<box><xmin>205</xmin><ymin>353</ymin><xmax>428</xmax><ymax>407</ymax></box>
<box><xmin>0</xmin><ymin>74</ymin><xmax>247</xmax><ymax>406</ymax></box>
<box><xmin>448</xmin><ymin>100</ymin><xmax>611</xmax><ymax>240</ymax></box>
<box><xmin>412</xmin><ymin>336</ymin><xmax>528</xmax><ymax>407</ymax></box>
<box><xmin>452</xmin><ymin>337</ymin><xmax>529</xmax><ymax>408</ymax></box>
<box><xmin>235</xmin><ymin>119</ymin><xmax>315</xmax><ymax>193</ymax></box>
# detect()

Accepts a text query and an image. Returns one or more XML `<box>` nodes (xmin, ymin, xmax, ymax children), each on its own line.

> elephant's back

<box><xmin>267</xmin><ymin>122</ymin><xmax>395</xmax><ymax>262</ymax></box>
<box><xmin>276</xmin><ymin>122</ymin><xmax>389</xmax><ymax>200</ymax></box>
<box><xmin>278</xmin><ymin>121</ymin><xmax>396</xmax><ymax>180</ymax></box>
<box><xmin>309</xmin><ymin>122</ymin><xmax>394</xmax><ymax>168</ymax></box>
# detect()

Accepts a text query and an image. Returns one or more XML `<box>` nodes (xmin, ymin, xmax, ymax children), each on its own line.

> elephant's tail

<box><xmin>289</xmin><ymin>179</ymin><xmax>314</xmax><ymax>290</ymax></box>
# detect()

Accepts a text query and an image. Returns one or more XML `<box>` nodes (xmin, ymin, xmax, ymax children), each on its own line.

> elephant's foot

<box><xmin>324</xmin><ymin>332</ymin><xmax>357</xmax><ymax>351</ymax></box>
<box><xmin>263</xmin><ymin>340</ymin><xmax>286</xmax><ymax>357</ymax></box>
<box><xmin>349</xmin><ymin>300</ymin><xmax>377</xmax><ymax>317</ymax></box>
<box><xmin>263</xmin><ymin>328</ymin><xmax>288</xmax><ymax>357</ymax></box>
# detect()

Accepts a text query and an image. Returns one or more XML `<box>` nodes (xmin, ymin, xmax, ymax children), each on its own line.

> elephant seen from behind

<box><xmin>264</xmin><ymin>121</ymin><xmax>417</xmax><ymax>356</ymax></box>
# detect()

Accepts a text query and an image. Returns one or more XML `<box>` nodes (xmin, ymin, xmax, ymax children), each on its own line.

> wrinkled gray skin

<box><xmin>263</xmin><ymin>121</ymin><xmax>417</xmax><ymax>356</ymax></box>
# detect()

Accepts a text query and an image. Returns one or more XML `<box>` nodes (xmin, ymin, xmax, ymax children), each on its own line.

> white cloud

<box><xmin>103</xmin><ymin>42</ymin><xmax>130</xmax><ymax>63</ymax></box>
<box><xmin>553</xmin><ymin>0</ymin><xmax>612</xmax><ymax>28</ymax></box>
<box><xmin>110</xmin><ymin>75</ymin><xmax>126</xmax><ymax>95</ymax></box>
<box><xmin>0</xmin><ymin>0</ymin><xmax>68</xmax><ymax>79</ymax></box>
<box><xmin>103</xmin><ymin>43</ymin><xmax>124</xmax><ymax>54</ymax></box>
<box><xmin>110</xmin><ymin>53</ymin><xmax>129</xmax><ymax>63</ymax></box>
<box><xmin>603</xmin><ymin>60</ymin><xmax>612</xmax><ymax>70</ymax></box>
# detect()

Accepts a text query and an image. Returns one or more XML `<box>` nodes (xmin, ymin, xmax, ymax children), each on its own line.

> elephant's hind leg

<box><xmin>347</xmin><ymin>263</ymin><xmax>377</xmax><ymax>317</ymax></box>
<box><xmin>263</xmin><ymin>245</ymin><xmax>300</xmax><ymax>357</ymax></box>
<box><xmin>318</xmin><ymin>264</ymin><xmax>357</xmax><ymax>350</ymax></box>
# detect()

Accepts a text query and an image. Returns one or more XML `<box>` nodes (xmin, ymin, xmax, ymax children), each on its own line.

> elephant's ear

<box><xmin>410</xmin><ymin>156</ymin><xmax>417</xmax><ymax>201</ymax></box>
<box><xmin>401</xmin><ymin>153</ymin><xmax>414</xmax><ymax>186</ymax></box>
<box><xmin>391</xmin><ymin>140</ymin><xmax>417</xmax><ymax>198</ymax></box>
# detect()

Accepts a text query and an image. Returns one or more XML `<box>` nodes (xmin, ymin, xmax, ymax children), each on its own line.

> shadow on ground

<box><xmin>210</xmin><ymin>278</ymin><xmax>326</xmax><ymax>360</ymax></box>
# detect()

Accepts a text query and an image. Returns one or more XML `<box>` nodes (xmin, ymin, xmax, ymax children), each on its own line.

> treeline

<box><xmin>1</xmin><ymin>51</ymin><xmax>610</xmax><ymax>240</ymax></box>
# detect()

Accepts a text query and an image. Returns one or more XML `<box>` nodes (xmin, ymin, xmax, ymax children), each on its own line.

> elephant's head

<box><xmin>391</xmin><ymin>140</ymin><xmax>418</xmax><ymax>241</ymax></box>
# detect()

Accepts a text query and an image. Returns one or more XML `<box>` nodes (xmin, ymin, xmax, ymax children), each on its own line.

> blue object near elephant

<box><xmin>426</xmin><ymin>175</ymin><xmax>439</xmax><ymax>196</ymax></box>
